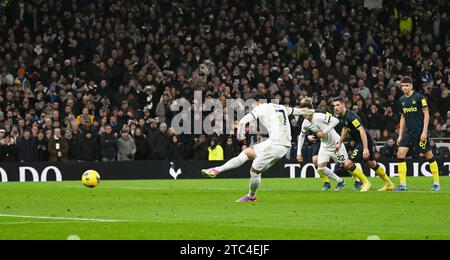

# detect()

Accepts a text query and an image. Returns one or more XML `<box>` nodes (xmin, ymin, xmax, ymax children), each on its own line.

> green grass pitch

<box><xmin>0</xmin><ymin>177</ymin><xmax>449</xmax><ymax>240</ymax></box>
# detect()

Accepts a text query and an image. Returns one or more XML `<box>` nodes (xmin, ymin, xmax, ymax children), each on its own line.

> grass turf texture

<box><xmin>0</xmin><ymin>177</ymin><xmax>449</xmax><ymax>240</ymax></box>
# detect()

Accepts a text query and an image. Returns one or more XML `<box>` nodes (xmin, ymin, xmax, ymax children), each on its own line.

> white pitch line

<box><xmin>0</xmin><ymin>221</ymin><xmax>84</xmax><ymax>225</ymax></box>
<box><xmin>0</xmin><ymin>214</ymin><xmax>127</xmax><ymax>223</ymax></box>
<box><xmin>197</xmin><ymin>187</ymin><xmax>229</xmax><ymax>190</ymax></box>
<box><xmin>108</xmin><ymin>187</ymin><xmax>169</xmax><ymax>190</ymax></box>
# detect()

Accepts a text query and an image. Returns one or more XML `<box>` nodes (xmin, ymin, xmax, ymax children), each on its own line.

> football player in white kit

<box><xmin>296</xmin><ymin>98</ymin><xmax>348</xmax><ymax>191</ymax></box>
<box><xmin>202</xmin><ymin>95</ymin><xmax>312</xmax><ymax>202</ymax></box>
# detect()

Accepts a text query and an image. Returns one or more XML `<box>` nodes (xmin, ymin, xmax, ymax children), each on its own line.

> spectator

<box><xmin>0</xmin><ymin>0</ymin><xmax>448</xmax><ymax>163</ymax></box>
<box><xmin>442</xmin><ymin>117</ymin><xmax>450</xmax><ymax>130</ymax></box>
<box><xmin>193</xmin><ymin>135</ymin><xmax>208</xmax><ymax>160</ymax></box>
<box><xmin>16</xmin><ymin>130</ymin><xmax>37</xmax><ymax>162</ymax></box>
<box><xmin>0</xmin><ymin>134</ymin><xmax>17</xmax><ymax>162</ymax></box>
<box><xmin>430</xmin><ymin>140</ymin><xmax>441</xmax><ymax>158</ymax></box>
<box><xmin>152</xmin><ymin>123</ymin><xmax>170</xmax><ymax>160</ymax></box>
<box><xmin>48</xmin><ymin>128</ymin><xmax>69</xmax><ymax>162</ymax></box>
<box><xmin>357</xmin><ymin>80</ymin><xmax>372</xmax><ymax>100</ymax></box>
<box><xmin>431</xmin><ymin>124</ymin><xmax>445</xmax><ymax>138</ymax></box>
<box><xmin>36</xmin><ymin>131</ymin><xmax>49</xmax><ymax>162</ymax></box>
<box><xmin>100</xmin><ymin>125</ymin><xmax>117</xmax><ymax>162</ymax></box>
<box><xmin>445</xmin><ymin>126</ymin><xmax>450</xmax><ymax>138</ymax></box>
<box><xmin>0</xmin><ymin>129</ymin><xmax>6</xmax><ymax>140</ymax></box>
<box><xmin>65</xmin><ymin>129</ymin><xmax>78</xmax><ymax>161</ymax></box>
<box><xmin>169</xmin><ymin>135</ymin><xmax>184</xmax><ymax>161</ymax></box>
<box><xmin>77</xmin><ymin>131</ymin><xmax>99</xmax><ymax>162</ymax></box>
<box><xmin>155</xmin><ymin>94</ymin><xmax>172</xmax><ymax>124</ymax></box>
<box><xmin>223</xmin><ymin>137</ymin><xmax>239</xmax><ymax>160</ymax></box>
<box><xmin>145</xmin><ymin>119</ymin><xmax>159</xmax><ymax>160</ymax></box>
<box><xmin>381</xmin><ymin>106</ymin><xmax>398</xmax><ymax>140</ymax></box>
<box><xmin>133</xmin><ymin>128</ymin><xmax>149</xmax><ymax>161</ymax></box>
<box><xmin>380</xmin><ymin>139</ymin><xmax>398</xmax><ymax>159</ymax></box>
<box><xmin>109</xmin><ymin>116</ymin><xmax>121</xmax><ymax>135</ymax></box>
<box><xmin>76</xmin><ymin>108</ymin><xmax>94</xmax><ymax>128</ymax></box>
<box><xmin>117</xmin><ymin>130</ymin><xmax>136</xmax><ymax>162</ymax></box>
<box><xmin>437</xmin><ymin>88</ymin><xmax>450</xmax><ymax>117</ymax></box>
<box><xmin>208</xmin><ymin>137</ymin><xmax>224</xmax><ymax>161</ymax></box>
<box><xmin>178</xmin><ymin>133</ymin><xmax>195</xmax><ymax>160</ymax></box>
<box><xmin>399</xmin><ymin>13</ymin><xmax>413</xmax><ymax>33</ymax></box>
<box><xmin>367</xmin><ymin>105</ymin><xmax>384</xmax><ymax>140</ymax></box>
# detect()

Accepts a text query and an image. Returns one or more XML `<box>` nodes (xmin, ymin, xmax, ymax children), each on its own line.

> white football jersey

<box><xmin>251</xmin><ymin>103</ymin><xmax>292</xmax><ymax>147</ymax></box>
<box><xmin>301</xmin><ymin>113</ymin><xmax>340</xmax><ymax>148</ymax></box>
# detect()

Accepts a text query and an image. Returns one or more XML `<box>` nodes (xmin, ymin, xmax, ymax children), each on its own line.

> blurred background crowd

<box><xmin>0</xmin><ymin>0</ymin><xmax>449</xmax><ymax>162</ymax></box>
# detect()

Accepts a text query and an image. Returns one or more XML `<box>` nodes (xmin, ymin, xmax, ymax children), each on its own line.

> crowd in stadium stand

<box><xmin>0</xmin><ymin>0</ymin><xmax>449</xmax><ymax>162</ymax></box>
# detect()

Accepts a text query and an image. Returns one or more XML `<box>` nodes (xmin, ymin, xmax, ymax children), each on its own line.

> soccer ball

<box><xmin>82</xmin><ymin>170</ymin><xmax>101</xmax><ymax>188</ymax></box>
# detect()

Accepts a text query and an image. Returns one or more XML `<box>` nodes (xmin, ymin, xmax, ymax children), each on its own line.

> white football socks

<box><xmin>317</xmin><ymin>167</ymin><xmax>343</xmax><ymax>183</ymax></box>
<box><xmin>215</xmin><ymin>152</ymin><xmax>249</xmax><ymax>173</ymax></box>
<box><xmin>248</xmin><ymin>171</ymin><xmax>261</xmax><ymax>198</ymax></box>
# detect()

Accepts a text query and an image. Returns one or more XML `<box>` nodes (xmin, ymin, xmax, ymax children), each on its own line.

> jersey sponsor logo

<box><xmin>403</xmin><ymin>107</ymin><xmax>418</xmax><ymax>113</ymax></box>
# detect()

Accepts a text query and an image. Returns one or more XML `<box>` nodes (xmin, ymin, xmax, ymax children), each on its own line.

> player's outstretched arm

<box><xmin>289</xmin><ymin>107</ymin><xmax>315</xmax><ymax>117</ymax></box>
<box><xmin>237</xmin><ymin>113</ymin><xmax>255</xmax><ymax>140</ymax></box>
<box><xmin>321</xmin><ymin>115</ymin><xmax>340</xmax><ymax>134</ymax></box>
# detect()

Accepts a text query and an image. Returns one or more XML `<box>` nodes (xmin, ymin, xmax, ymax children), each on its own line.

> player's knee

<box><xmin>334</xmin><ymin>163</ymin><xmax>347</xmax><ymax>174</ymax></box>
<box><xmin>368</xmin><ymin>161</ymin><xmax>377</xmax><ymax>169</ymax></box>
<box><xmin>317</xmin><ymin>162</ymin><xmax>327</xmax><ymax>168</ymax></box>
<box><xmin>244</xmin><ymin>148</ymin><xmax>256</xmax><ymax>160</ymax></box>
<box><xmin>237</xmin><ymin>151</ymin><xmax>250</xmax><ymax>162</ymax></box>
<box><xmin>397</xmin><ymin>149</ymin><xmax>408</xmax><ymax>159</ymax></box>
<box><xmin>424</xmin><ymin>152</ymin><xmax>434</xmax><ymax>161</ymax></box>
<box><xmin>343</xmin><ymin>160</ymin><xmax>353</xmax><ymax>170</ymax></box>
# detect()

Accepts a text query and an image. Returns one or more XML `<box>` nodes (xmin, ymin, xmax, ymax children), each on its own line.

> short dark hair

<box><xmin>253</xmin><ymin>94</ymin><xmax>268</xmax><ymax>102</ymax></box>
<box><xmin>400</xmin><ymin>76</ymin><xmax>413</xmax><ymax>84</ymax></box>
<box><xmin>333</xmin><ymin>97</ymin><xmax>345</xmax><ymax>103</ymax></box>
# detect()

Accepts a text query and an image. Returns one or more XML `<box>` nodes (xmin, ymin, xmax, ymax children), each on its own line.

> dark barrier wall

<box><xmin>1</xmin><ymin>159</ymin><xmax>449</xmax><ymax>182</ymax></box>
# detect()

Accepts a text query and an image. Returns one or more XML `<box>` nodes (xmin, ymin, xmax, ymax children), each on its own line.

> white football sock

<box><xmin>248</xmin><ymin>171</ymin><xmax>261</xmax><ymax>198</ymax></box>
<box><xmin>215</xmin><ymin>152</ymin><xmax>249</xmax><ymax>173</ymax></box>
<box><xmin>318</xmin><ymin>167</ymin><xmax>343</xmax><ymax>183</ymax></box>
